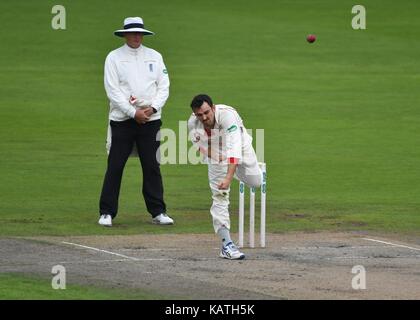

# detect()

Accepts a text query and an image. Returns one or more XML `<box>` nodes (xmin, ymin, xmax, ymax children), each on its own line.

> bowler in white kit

<box><xmin>188</xmin><ymin>94</ymin><xmax>262</xmax><ymax>260</ymax></box>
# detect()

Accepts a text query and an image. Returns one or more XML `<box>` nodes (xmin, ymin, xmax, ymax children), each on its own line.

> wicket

<box><xmin>238</xmin><ymin>162</ymin><xmax>266</xmax><ymax>248</ymax></box>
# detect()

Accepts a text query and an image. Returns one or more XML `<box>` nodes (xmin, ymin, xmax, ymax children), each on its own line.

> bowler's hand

<box><xmin>134</xmin><ymin>109</ymin><xmax>150</xmax><ymax>124</ymax></box>
<box><xmin>218</xmin><ymin>177</ymin><xmax>232</xmax><ymax>190</ymax></box>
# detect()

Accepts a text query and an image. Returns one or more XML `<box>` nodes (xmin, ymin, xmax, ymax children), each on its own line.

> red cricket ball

<box><xmin>306</xmin><ymin>34</ymin><xmax>316</xmax><ymax>43</ymax></box>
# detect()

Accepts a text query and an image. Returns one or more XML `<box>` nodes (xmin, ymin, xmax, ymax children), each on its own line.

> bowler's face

<box><xmin>124</xmin><ymin>32</ymin><xmax>143</xmax><ymax>48</ymax></box>
<box><xmin>194</xmin><ymin>102</ymin><xmax>216</xmax><ymax>129</ymax></box>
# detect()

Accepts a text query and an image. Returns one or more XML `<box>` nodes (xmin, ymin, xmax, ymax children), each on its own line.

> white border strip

<box><xmin>362</xmin><ymin>238</ymin><xmax>420</xmax><ymax>252</ymax></box>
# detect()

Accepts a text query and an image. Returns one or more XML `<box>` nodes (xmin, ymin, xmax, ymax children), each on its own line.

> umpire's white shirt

<box><xmin>104</xmin><ymin>43</ymin><xmax>170</xmax><ymax>122</ymax></box>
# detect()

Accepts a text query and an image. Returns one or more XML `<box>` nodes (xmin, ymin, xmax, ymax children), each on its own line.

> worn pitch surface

<box><xmin>1</xmin><ymin>232</ymin><xmax>419</xmax><ymax>299</ymax></box>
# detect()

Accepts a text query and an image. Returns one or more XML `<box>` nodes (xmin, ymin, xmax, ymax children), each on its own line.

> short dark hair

<box><xmin>190</xmin><ymin>94</ymin><xmax>213</xmax><ymax>110</ymax></box>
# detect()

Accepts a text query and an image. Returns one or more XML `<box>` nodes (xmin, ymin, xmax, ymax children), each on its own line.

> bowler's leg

<box><xmin>209</xmin><ymin>163</ymin><xmax>246</xmax><ymax>259</ymax></box>
<box><xmin>208</xmin><ymin>163</ymin><xmax>231</xmax><ymax>232</ymax></box>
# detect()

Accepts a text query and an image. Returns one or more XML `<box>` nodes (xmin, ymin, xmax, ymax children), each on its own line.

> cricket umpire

<box><xmin>98</xmin><ymin>17</ymin><xmax>173</xmax><ymax>227</ymax></box>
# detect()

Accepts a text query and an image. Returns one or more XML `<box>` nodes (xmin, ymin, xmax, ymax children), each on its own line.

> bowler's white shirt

<box><xmin>187</xmin><ymin>104</ymin><xmax>253</xmax><ymax>162</ymax></box>
<box><xmin>104</xmin><ymin>43</ymin><xmax>169</xmax><ymax>121</ymax></box>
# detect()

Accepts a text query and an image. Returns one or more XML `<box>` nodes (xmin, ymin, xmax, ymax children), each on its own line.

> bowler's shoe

<box><xmin>220</xmin><ymin>242</ymin><xmax>245</xmax><ymax>260</ymax></box>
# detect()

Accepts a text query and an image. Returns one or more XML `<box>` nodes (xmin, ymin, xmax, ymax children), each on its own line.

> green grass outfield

<box><xmin>0</xmin><ymin>273</ymin><xmax>169</xmax><ymax>299</ymax></box>
<box><xmin>0</xmin><ymin>0</ymin><xmax>419</xmax><ymax>237</ymax></box>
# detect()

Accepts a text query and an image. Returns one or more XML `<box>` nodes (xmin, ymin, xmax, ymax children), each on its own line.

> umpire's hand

<box><xmin>134</xmin><ymin>108</ymin><xmax>151</xmax><ymax>124</ymax></box>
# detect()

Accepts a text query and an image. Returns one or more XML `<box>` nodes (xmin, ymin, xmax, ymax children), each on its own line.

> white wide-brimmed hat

<box><xmin>114</xmin><ymin>17</ymin><xmax>154</xmax><ymax>37</ymax></box>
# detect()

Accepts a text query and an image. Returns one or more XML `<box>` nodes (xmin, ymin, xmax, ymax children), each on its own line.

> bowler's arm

<box><xmin>218</xmin><ymin>162</ymin><xmax>238</xmax><ymax>190</ymax></box>
<box><xmin>218</xmin><ymin>111</ymin><xmax>242</xmax><ymax>189</ymax></box>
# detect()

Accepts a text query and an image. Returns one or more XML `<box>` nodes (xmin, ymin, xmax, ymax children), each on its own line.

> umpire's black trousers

<box><xmin>99</xmin><ymin>119</ymin><xmax>166</xmax><ymax>218</ymax></box>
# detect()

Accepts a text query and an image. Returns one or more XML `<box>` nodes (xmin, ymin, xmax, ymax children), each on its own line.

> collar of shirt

<box><xmin>213</xmin><ymin>104</ymin><xmax>222</xmax><ymax>128</ymax></box>
<box><xmin>123</xmin><ymin>43</ymin><xmax>143</xmax><ymax>55</ymax></box>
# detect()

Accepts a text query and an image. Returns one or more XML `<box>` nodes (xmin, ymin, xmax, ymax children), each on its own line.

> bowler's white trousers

<box><xmin>208</xmin><ymin>144</ymin><xmax>262</xmax><ymax>233</ymax></box>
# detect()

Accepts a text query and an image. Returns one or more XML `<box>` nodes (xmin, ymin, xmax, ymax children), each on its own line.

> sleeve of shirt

<box><xmin>219</xmin><ymin>110</ymin><xmax>242</xmax><ymax>160</ymax></box>
<box><xmin>187</xmin><ymin>116</ymin><xmax>201</xmax><ymax>147</ymax></box>
<box><xmin>151</xmin><ymin>54</ymin><xmax>170</xmax><ymax>112</ymax></box>
<box><xmin>187</xmin><ymin>117</ymin><xmax>195</xmax><ymax>143</ymax></box>
<box><xmin>188</xmin><ymin>116</ymin><xmax>208</xmax><ymax>158</ymax></box>
<box><xmin>104</xmin><ymin>53</ymin><xmax>136</xmax><ymax>119</ymax></box>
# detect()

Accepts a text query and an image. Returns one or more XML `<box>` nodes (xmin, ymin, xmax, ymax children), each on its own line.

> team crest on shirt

<box><xmin>227</xmin><ymin>124</ymin><xmax>238</xmax><ymax>133</ymax></box>
<box><xmin>193</xmin><ymin>133</ymin><xmax>200</xmax><ymax>142</ymax></box>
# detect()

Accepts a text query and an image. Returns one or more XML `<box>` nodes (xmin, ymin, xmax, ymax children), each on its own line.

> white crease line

<box><xmin>62</xmin><ymin>241</ymin><xmax>141</xmax><ymax>261</ymax></box>
<box><xmin>120</xmin><ymin>248</ymin><xmax>181</xmax><ymax>252</ymax></box>
<box><xmin>328</xmin><ymin>255</ymin><xmax>420</xmax><ymax>260</ymax></box>
<box><xmin>58</xmin><ymin>259</ymin><xmax>132</xmax><ymax>264</ymax></box>
<box><xmin>61</xmin><ymin>241</ymin><xmax>173</xmax><ymax>261</ymax></box>
<box><xmin>362</xmin><ymin>238</ymin><xmax>420</xmax><ymax>252</ymax></box>
<box><xmin>62</xmin><ymin>241</ymin><xmax>174</xmax><ymax>261</ymax></box>
<box><xmin>135</xmin><ymin>258</ymin><xmax>173</xmax><ymax>261</ymax></box>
